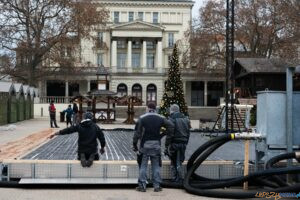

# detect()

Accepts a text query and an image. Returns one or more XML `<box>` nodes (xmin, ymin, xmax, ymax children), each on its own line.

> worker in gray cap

<box><xmin>165</xmin><ymin>104</ymin><xmax>190</xmax><ymax>182</ymax></box>
<box><xmin>50</xmin><ymin>112</ymin><xmax>106</xmax><ymax>167</ymax></box>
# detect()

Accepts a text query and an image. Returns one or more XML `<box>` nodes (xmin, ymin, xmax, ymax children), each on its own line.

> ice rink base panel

<box><xmin>2</xmin><ymin>160</ymin><xmax>258</xmax><ymax>184</ymax></box>
<box><xmin>1</xmin><ymin>130</ymin><xmax>258</xmax><ymax>184</ymax></box>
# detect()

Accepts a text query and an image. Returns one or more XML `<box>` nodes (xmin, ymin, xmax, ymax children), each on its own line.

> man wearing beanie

<box><xmin>50</xmin><ymin>112</ymin><xmax>106</xmax><ymax>167</ymax></box>
<box><xmin>133</xmin><ymin>103</ymin><xmax>174</xmax><ymax>192</ymax></box>
<box><xmin>165</xmin><ymin>104</ymin><xmax>190</xmax><ymax>182</ymax></box>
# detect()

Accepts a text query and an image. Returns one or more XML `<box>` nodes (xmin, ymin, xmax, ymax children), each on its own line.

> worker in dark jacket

<box><xmin>72</xmin><ymin>103</ymin><xmax>79</xmax><ymax>125</ymax></box>
<box><xmin>133</xmin><ymin>103</ymin><xmax>174</xmax><ymax>192</ymax></box>
<box><xmin>63</xmin><ymin>105</ymin><xmax>74</xmax><ymax>127</ymax></box>
<box><xmin>50</xmin><ymin>112</ymin><xmax>106</xmax><ymax>167</ymax></box>
<box><xmin>165</xmin><ymin>104</ymin><xmax>190</xmax><ymax>182</ymax></box>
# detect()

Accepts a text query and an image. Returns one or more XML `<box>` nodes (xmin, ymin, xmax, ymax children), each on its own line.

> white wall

<box><xmin>34</xmin><ymin>104</ymin><xmax>70</xmax><ymax>117</ymax></box>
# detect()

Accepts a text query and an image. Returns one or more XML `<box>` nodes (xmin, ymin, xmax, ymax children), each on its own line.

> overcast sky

<box><xmin>192</xmin><ymin>0</ymin><xmax>205</xmax><ymax>18</ymax></box>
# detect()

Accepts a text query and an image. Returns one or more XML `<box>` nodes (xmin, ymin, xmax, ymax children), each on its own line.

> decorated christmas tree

<box><xmin>159</xmin><ymin>44</ymin><xmax>188</xmax><ymax>117</ymax></box>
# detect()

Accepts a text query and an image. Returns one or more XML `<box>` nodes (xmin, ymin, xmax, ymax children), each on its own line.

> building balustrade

<box><xmin>40</xmin><ymin>96</ymin><xmax>73</xmax><ymax>104</ymax></box>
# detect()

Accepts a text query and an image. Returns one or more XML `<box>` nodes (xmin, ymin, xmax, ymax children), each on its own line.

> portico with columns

<box><xmin>110</xmin><ymin>21</ymin><xmax>164</xmax><ymax>73</ymax></box>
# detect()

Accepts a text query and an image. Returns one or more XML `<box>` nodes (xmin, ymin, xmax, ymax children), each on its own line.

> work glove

<box><xmin>132</xmin><ymin>145</ymin><xmax>138</xmax><ymax>152</ymax></box>
<box><xmin>100</xmin><ymin>148</ymin><xmax>105</xmax><ymax>155</ymax></box>
<box><xmin>48</xmin><ymin>132</ymin><xmax>59</xmax><ymax>139</ymax></box>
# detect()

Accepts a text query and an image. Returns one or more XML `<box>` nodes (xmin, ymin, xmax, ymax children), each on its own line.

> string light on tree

<box><xmin>159</xmin><ymin>44</ymin><xmax>188</xmax><ymax>117</ymax></box>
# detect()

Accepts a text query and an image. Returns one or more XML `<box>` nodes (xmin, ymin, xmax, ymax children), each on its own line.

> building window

<box><xmin>168</xmin><ymin>33</ymin><xmax>174</xmax><ymax>47</ymax></box>
<box><xmin>117</xmin><ymin>83</ymin><xmax>128</xmax><ymax>97</ymax></box>
<box><xmin>132</xmin><ymin>84</ymin><xmax>142</xmax><ymax>101</ymax></box>
<box><xmin>98</xmin><ymin>32</ymin><xmax>103</xmax><ymax>43</ymax></box>
<box><xmin>90</xmin><ymin>80</ymin><xmax>98</xmax><ymax>91</ymax></box>
<box><xmin>60</xmin><ymin>47</ymin><xmax>70</xmax><ymax>58</ymax></box>
<box><xmin>117</xmin><ymin>40</ymin><xmax>126</xmax><ymax>49</ymax></box>
<box><xmin>114</xmin><ymin>12</ymin><xmax>119</xmax><ymax>23</ymax></box>
<box><xmin>46</xmin><ymin>81</ymin><xmax>65</xmax><ymax>96</ymax></box>
<box><xmin>132</xmin><ymin>41</ymin><xmax>141</xmax><ymax>49</ymax></box>
<box><xmin>128</xmin><ymin>12</ymin><xmax>134</xmax><ymax>22</ymax></box>
<box><xmin>147</xmin><ymin>41</ymin><xmax>155</xmax><ymax>49</ymax></box>
<box><xmin>147</xmin><ymin>53</ymin><xmax>155</xmax><ymax>69</ymax></box>
<box><xmin>132</xmin><ymin>53</ymin><xmax>141</xmax><ymax>68</ymax></box>
<box><xmin>207</xmin><ymin>82</ymin><xmax>224</xmax><ymax>106</ymax></box>
<box><xmin>153</xmin><ymin>12</ymin><xmax>159</xmax><ymax>23</ymax></box>
<box><xmin>147</xmin><ymin>84</ymin><xmax>157</xmax><ymax>106</ymax></box>
<box><xmin>138</xmin><ymin>12</ymin><xmax>144</xmax><ymax>21</ymax></box>
<box><xmin>66</xmin><ymin>47</ymin><xmax>72</xmax><ymax>57</ymax></box>
<box><xmin>191</xmin><ymin>82</ymin><xmax>204</xmax><ymax>106</ymax></box>
<box><xmin>117</xmin><ymin>53</ymin><xmax>126</xmax><ymax>68</ymax></box>
<box><xmin>97</xmin><ymin>53</ymin><xmax>103</xmax><ymax>66</ymax></box>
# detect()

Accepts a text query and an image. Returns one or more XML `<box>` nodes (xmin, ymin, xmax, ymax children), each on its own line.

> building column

<box><xmin>44</xmin><ymin>80</ymin><xmax>47</xmax><ymax>96</ymax></box>
<box><xmin>111</xmin><ymin>40</ymin><xmax>117</xmax><ymax>72</ymax></box>
<box><xmin>142</xmin><ymin>84</ymin><xmax>147</xmax><ymax>106</ymax></box>
<box><xmin>156</xmin><ymin>40</ymin><xmax>163</xmax><ymax>73</ymax></box>
<box><xmin>204</xmin><ymin>81</ymin><xmax>208</xmax><ymax>106</ymax></box>
<box><xmin>87</xmin><ymin>80</ymin><xmax>90</xmax><ymax>92</ymax></box>
<box><xmin>127</xmin><ymin>40</ymin><xmax>132</xmax><ymax>73</ymax></box>
<box><xmin>38</xmin><ymin>81</ymin><xmax>43</xmax><ymax>96</ymax></box>
<box><xmin>65</xmin><ymin>81</ymin><xmax>69</xmax><ymax>97</ymax></box>
<box><xmin>142</xmin><ymin>40</ymin><xmax>147</xmax><ymax>72</ymax></box>
<box><xmin>183</xmin><ymin>81</ymin><xmax>186</xmax><ymax>95</ymax></box>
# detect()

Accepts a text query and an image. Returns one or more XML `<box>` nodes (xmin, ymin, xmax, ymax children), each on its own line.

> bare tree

<box><xmin>189</xmin><ymin>0</ymin><xmax>300</xmax><ymax>71</ymax></box>
<box><xmin>0</xmin><ymin>0</ymin><xmax>108</xmax><ymax>86</ymax></box>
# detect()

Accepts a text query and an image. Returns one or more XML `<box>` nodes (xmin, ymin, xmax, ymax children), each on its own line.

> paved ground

<box><xmin>0</xmin><ymin>118</ymin><xmax>53</xmax><ymax>146</ymax></box>
<box><xmin>0</xmin><ymin>188</ymin><xmax>240</xmax><ymax>200</ymax></box>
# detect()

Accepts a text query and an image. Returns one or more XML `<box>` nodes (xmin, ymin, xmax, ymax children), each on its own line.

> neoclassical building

<box><xmin>41</xmin><ymin>0</ymin><xmax>225</xmax><ymax>107</ymax></box>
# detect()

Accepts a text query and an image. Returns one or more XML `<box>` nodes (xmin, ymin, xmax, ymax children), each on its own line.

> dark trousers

<box><xmin>168</xmin><ymin>143</ymin><xmax>186</xmax><ymax>181</ymax></box>
<box><xmin>66</xmin><ymin>116</ymin><xmax>72</xmax><ymax>127</ymax></box>
<box><xmin>50</xmin><ymin>113</ymin><xmax>58</xmax><ymax>128</ymax></box>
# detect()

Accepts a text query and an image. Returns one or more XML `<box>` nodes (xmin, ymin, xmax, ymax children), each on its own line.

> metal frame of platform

<box><xmin>0</xmin><ymin>159</ymin><xmax>258</xmax><ymax>184</ymax></box>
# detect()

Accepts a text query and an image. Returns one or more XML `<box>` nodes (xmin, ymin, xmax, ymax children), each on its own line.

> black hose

<box><xmin>187</xmin><ymin>134</ymin><xmax>231</xmax><ymax>171</ymax></box>
<box><xmin>266</xmin><ymin>152</ymin><xmax>296</xmax><ymax>169</ymax></box>
<box><xmin>186</xmin><ymin>134</ymin><xmax>232</xmax><ymax>181</ymax></box>
<box><xmin>0</xmin><ymin>181</ymin><xmax>19</xmax><ymax>187</ymax></box>
<box><xmin>265</xmin><ymin>152</ymin><xmax>296</xmax><ymax>187</ymax></box>
<box><xmin>163</xmin><ymin>134</ymin><xmax>300</xmax><ymax>198</ymax></box>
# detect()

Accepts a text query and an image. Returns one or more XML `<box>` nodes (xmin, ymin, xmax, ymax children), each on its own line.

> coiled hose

<box><xmin>163</xmin><ymin>134</ymin><xmax>300</xmax><ymax>199</ymax></box>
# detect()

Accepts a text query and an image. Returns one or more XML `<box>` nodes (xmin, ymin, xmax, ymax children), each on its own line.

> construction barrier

<box><xmin>0</xmin><ymin>94</ymin><xmax>8</xmax><ymax>125</ymax></box>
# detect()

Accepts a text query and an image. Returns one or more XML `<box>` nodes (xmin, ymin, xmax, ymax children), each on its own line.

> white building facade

<box><xmin>41</xmin><ymin>0</ymin><xmax>225</xmax><ymax>107</ymax></box>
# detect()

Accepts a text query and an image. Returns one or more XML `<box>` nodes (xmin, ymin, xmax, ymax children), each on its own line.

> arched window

<box><xmin>146</xmin><ymin>84</ymin><xmax>157</xmax><ymax>106</ymax></box>
<box><xmin>132</xmin><ymin>84</ymin><xmax>142</xmax><ymax>101</ymax></box>
<box><xmin>117</xmin><ymin>83</ymin><xmax>127</xmax><ymax>97</ymax></box>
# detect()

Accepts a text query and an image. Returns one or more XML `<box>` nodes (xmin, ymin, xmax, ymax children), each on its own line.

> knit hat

<box><xmin>83</xmin><ymin>112</ymin><xmax>93</xmax><ymax>120</ymax></box>
<box><xmin>170</xmin><ymin>104</ymin><xmax>180</xmax><ymax>114</ymax></box>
